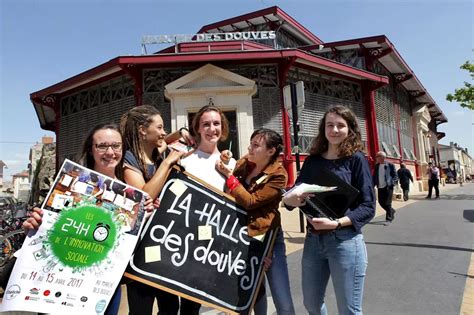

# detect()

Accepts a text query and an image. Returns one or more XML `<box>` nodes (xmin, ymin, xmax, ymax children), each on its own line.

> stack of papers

<box><xmin>283</xmin><ymin>183</ymin><xmax>337</xmax><ymax>197</ymax></box>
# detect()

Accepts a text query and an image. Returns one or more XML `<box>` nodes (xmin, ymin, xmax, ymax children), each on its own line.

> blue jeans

<box><xmin>302</xmin><ymin>229</ymin><xmax>367</xmax><ymax>315</ymax></box>
<box><xmin>254</xmin><ymin>229</ymin><xmax>295</xmax><ymax>315</ymax></box>
<box><xmin>104</xmin><ymin>286</ymin><xmax>121</xmax><ymax>315</ymax></box>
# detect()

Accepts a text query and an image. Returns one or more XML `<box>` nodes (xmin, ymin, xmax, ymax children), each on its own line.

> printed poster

<box><xmin>0</xmin><ymin>159</ymin><xmax>147</xmax><ymax>314</ymax></box>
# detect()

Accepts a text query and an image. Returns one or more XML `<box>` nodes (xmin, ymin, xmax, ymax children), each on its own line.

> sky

<box><xmin>1</xmin><ymin>0</ymin><xmax>473</xmax><ymax>182</ymax></box>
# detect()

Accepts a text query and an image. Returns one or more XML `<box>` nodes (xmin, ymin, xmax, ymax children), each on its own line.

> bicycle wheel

<box><xmin>0</xmin><ymin>236</ymin><xmax>13</xmax><ymax>267</ymax></box>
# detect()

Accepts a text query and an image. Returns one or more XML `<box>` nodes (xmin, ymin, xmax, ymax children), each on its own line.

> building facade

<box><xmin>30</xmin><ymin>6</ymin><xmax>446</xmax><ymax>189</ymax></box>
<box><xmin>439</xmin><ymin>142</ymin><xmax>473</xmax><ymax>183</ymax></box>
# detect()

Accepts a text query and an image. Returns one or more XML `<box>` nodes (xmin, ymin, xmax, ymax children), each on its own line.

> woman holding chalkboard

<box><xmin>216</xmin><ymin>128</ymin><xmax>295</xmax><ymax>315</ymax></box>
<box><xmin>282</xmin><ymin>105</ymin><xmax>375</xmax><ymax>315</ymax></box>
<box><xmin>120</xmin><ymin>105</ymin><xmax>193</xmax><ymax>315</ymax></box>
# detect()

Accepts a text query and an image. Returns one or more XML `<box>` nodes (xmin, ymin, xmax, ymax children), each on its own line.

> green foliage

<box><xmin>446</xmin><ymin>61</ymin><xmax>474</xmax><ymax>110</ymax></box>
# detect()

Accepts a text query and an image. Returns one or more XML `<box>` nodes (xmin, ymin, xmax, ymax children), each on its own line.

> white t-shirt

<box><xmin>378</xmin><ymin>164</ymin><xmax>387</xmax><ymax>189</ymax></box>
<box><xmin>180</xmin><ymin>149</ymin><xmax>236</xmax><ymax>191</ymax></box>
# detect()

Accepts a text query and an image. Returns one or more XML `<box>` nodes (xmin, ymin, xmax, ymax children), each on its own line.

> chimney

<box><xmin>449</xmin><ymin>142</ymin><xmax>454</xmax><ymax>147</ymax></box>
<box><xmin>42</xmin><ymin>136</ymin><xmax>54</xmax><ymax>144</ymax></box>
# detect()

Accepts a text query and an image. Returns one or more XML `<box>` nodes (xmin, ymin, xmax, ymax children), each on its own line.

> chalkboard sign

<box><xmin>124</xmin><ymin>166</ymin><xmax>276</xmax><ymax>314</ymax></box>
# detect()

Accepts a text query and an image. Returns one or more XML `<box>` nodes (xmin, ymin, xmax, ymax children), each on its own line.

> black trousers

<box><xmin>427</xmin><ymin>179</ymin><xmax>440</xmax><ymax>198</ymax></box>
<box><xmin>378</xmin><ymin>186</ymin><xmax>395</xmax><ymax>221</ymax></box>
<box><xmin>127</xmin><ymin>281</ymin><xmax>179</xmax><ymax>315</ymax></box>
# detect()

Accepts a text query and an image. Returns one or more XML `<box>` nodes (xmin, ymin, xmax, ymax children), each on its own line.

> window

<box><xmin>381</xmin><ymin>141</ymin><xmax>392</xmax><ymax>156</ymax></box>
<box><xmin>392</xmin><ymin>145</ymin><xmax>401</xmax><ymax>158</ymax></box>
<box><xmin>410</xmin><ymin>150</ymin><xmax>417</xmax><ymax>160</ymax></box>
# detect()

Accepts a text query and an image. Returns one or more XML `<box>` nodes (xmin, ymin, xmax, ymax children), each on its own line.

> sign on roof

<box><xmin>142</xmin><ymin>31</ymin><xmax>276</xmax><ymax>45</ymax></box>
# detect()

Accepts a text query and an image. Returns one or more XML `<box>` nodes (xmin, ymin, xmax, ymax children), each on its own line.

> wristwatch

<box><xmin>335</xmin><ymin>219</ymin><xmax>342</xmax><ymax>231</ymax></box>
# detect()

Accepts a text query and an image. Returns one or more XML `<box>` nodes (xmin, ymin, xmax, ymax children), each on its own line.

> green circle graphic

<box><xmin>48</xmin><ymin>204</ymin><xmax>117</xmax><ymax>268</ymax></box>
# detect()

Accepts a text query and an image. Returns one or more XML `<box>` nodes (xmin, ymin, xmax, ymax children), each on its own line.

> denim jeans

<box><xmin>104</xmin><ymin>286</ymin><xmax>121</xmax><ymax>315</ymax></box>
<box><xmin>302</xmin><ymin>229</ymin><xmax>367</xmax><ymax>315</ymax></box>
<box><xmin>254</xmin><ymin>229</ymin><xmax>295</xmax><ymax>315</ymax></box>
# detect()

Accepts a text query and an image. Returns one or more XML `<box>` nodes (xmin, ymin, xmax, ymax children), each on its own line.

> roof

<box><xmin>30</xmin><ymin>48</ymin><xmax>389</xmax><ymax>131</ymax></box>
<box><xmin>302</xmin><ymin>35</ymin><xmax>448</xmax><ymax>124</ymax></box>
<box><xmin>198</xmin><ymin>6</ymin><xmax>322</xmax><ymax>46</ymax></box>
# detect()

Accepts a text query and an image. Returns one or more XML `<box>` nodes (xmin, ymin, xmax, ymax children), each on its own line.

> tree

<box><xmin>446</xmin><ymin>61</ymin><xmax>474</xmax><ymax>110</ymax></box>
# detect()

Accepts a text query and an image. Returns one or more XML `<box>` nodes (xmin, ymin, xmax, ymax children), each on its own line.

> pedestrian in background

<box><xmin>373</xmin><ymin>151</ymin><xmax>398</xmax><ymax>223</ymax></box>
<box><xmin>283</xmin><ymin>105</ymin><xmax>375</xmax><ymax>315</ymax></box>
<box><xmin>397</xmin><ymin>163</ymin><xmax>413</xmax><ymax>201</ymax></box>
<box><xmin>425</xmin><ymin>162</ymin><xmax>440</xmax><ymax>199</ymax></box>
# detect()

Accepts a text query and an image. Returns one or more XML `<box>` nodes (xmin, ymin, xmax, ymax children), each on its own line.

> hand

<box><xmin>158</xmin><ymin>141</ymin><xmax>168</xmax><ymax>154</ymax></box>
<box><xmin>282</xmin><ymin>192</ymin><xmax>314</xmax><ymax>207</ymax></box>
<box><xmin>308</xmin><ymin>217</ymin><xmax>338</xmax><ymax>231</ymax></box>
<box><xmin>262</xmin><ymin>256</ymin><xmax>272</xmax><ymax>271</ymax></box>
<box><xmin>153</xmin><ymin>198</ymin><xmax>161</xmax><ymax>209</ymax></box>
<box><xmin>23</xmin><ymin>207</ymin><xmax>43</xmax><ymax>232</ymax></box>
<box><xmin>180</xmin><ymin>129</ymin><xmax>195</xmax><ymax>147</ymax></box>
<box><xmin>215</xmin><ymin>160</ymin><xmax>233</xmax><ymax>178</ymax></box>
<box><xmin>164</xmin><ymin>149</ymin><xmax>186</xmax><ymax>165</ymax></box>
<box><xmin>143</xmin><ymin>196</ymin><xmax>155</xmax><ymax>212</ymax></box>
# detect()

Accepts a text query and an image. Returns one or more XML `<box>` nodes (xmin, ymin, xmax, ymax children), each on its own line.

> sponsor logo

<box><xmin>80</xmin><ymin>296</ymin><xmax>88</xmax><ymax>302</ymax></box>
<box><xmin>61</xmin><ymin>301</ymin><xmax>74</xmax><ymax>307</ymax></box>
<box><xmin>5</xmin><ymin>284</ymin><xmax>21</xmax><ymax>300</ymax></box>
<box><xmin>55</xmin><ymin>291</ymin><xmax>62</xmax><ymax>298</ymax></box>
<box><xmin>67</xmin><ymin>293</ymin><xmax>77</xmax><ymax>300</ymax></box>
<box><xmin>25</xmin><ymin>295</ymin><xmax>40</xmax><ymax>301</ymax></box>
<box><xmin>43</xmin><ymin>290</ymin><xmax>51</xmax><ymax>296</ymax></box>
<box><xmin>44</xmin><ymin>298</ymin><xmax>56</xmax><ymax>304</ymax></box>
<box><xmin>95</xmin><ymin>299</ymin><xmax>107</xmax><ymax>313</ymax></box>
<box><xmin>29</xmin><ymin>288</ymin><xmax>40</xmax><ymax>295</ymax></box>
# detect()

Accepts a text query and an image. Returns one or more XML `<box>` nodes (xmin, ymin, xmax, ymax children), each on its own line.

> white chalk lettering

<box><xmin>194</xmin><ymin>239</ymin><xmax>247</xmax><ymax>277</ymax></box>
<box><xmin>194</xmin><ymin>202</ymin><xmax>215</xmax><ymax>223</ymax></box>
<box><xmin>240</xmin><ymin>256</ymin><xmax>259</xmax><ymax>290</ymax></box>
<box><xmin>167</xmin><ymin>193</ymin><xmax>192</xmax><ymax>227</ymax></box>
<box><xmin>171</xmin><ymin>233</ymin><xmax>193</xmax><ymax>267</ymax></box>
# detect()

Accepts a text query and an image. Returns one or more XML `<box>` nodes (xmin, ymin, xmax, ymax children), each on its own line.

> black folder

<box><xmin>300</xmin><ymin>167</ymin><xmax>360</xmax><ymax>220</ymax></box>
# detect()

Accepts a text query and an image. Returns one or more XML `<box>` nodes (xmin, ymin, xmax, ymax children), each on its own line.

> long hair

<box><xmin>250</xmin><ymin>128</ymin><xmax>283</xmax><ymax>164</ymax></box>
<box><xmin>309</xmin><ymin>105</ymin><xmax>363</xmax><ymax>158</ymax></box>
<box><xmin>80</xmin><ymin>123</ymin><xmax>124</xmax><ymax>180</ymax></box>
<box><xmin>120</xmin><ymin>105</ymin><xmax>162</xmax><ymax>180</ymax></box>
<box><xmin>191</xmin><ymin>105</ymin><xmax>229</xmax><ymax>145</ymax></box>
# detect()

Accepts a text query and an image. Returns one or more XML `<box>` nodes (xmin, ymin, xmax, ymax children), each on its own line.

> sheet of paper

<box><xmin>198</xmin><ymin>225</ymin><xmax>213</xmax><ymax>240</ymax></box>
<box><xmin>145</xmin><ymin>245</ymin><xmax>161</xmax><ymax>263</ymax></box>
<box><xmin>283</xmin><ymin>183</ymin><xmax>337</xmax><ymax>197</ymax></box>
<box><xmin>169</xmin><ymin>179</ymin><xmax>188</xmax><ymax>197</ymax></box>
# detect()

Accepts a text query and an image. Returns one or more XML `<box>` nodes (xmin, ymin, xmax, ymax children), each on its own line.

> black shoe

<box><xmin>425</xmin><ymin>196</ymin><xmax>431</xmax><ymax>199</ymax></box>
<box><xmin>435</xmin><ymin>196</ymin><xmax>440</xmax><ymax>199</ymax></box>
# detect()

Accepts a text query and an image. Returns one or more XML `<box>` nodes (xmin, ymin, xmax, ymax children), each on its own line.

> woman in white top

<box><xmin>180</xmin><ymin>105</ymin><xmax>236</xmax><ymax>191</ymax></box>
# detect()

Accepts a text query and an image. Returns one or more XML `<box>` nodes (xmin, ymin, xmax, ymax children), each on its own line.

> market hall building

<box><xmin>30</xmin><ymin>6</ymin><xmax>447</xmax><ymax>192</ymax></box>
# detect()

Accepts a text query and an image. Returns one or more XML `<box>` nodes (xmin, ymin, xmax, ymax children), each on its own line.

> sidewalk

<box><xmin>281</xmin><ymin>182</ymin><xmax>461</xmax><ymax>255</ymax></box>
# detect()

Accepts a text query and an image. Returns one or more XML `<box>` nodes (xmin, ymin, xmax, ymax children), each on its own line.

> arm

<box><xmin>229</xmin><ymin>173</ymin><xmax>287</xmax><ymax>210</ymax></box>
<box><xmin>216</xmin><ymin>160</ymin><xmax>287</xmax><ymax>210</ymax></box>
<box><xmin>391</xmin><ymin>163</ymin><xmax>399</xmax><ymax>183</ymax></box>
<box><xmin>124</xmin><ymin>150</ymin><xmax>185</xmax><ymax>200</ymax></box>
<box><xmin>345</xmin><ymin>153</ymin><xmax>376</xmax><ymax>232</ymax></box>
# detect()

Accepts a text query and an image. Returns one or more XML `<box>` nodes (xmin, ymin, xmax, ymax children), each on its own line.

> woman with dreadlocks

<box><xmin>120</xmin><ymin>105</ymin><xmax>190</xmax><ymax>315</ymax></box>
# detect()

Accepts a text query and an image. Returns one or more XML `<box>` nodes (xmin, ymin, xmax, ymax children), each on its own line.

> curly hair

<box><xmin>309</xmin><ymin>105</ymin><xmax>363</xmax><ymax>158</ymax></box>
<box><xmin>190</xmin><ymin>105</ymin><xmax>229</xmax><ymax>145</ymax></box>
<box><xmin>120</xmin><ymin>105</ymin><xmax>162</xmax><ymax>180</ymax></box>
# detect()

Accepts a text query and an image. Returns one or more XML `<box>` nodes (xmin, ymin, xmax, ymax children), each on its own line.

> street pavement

<box><xmin>119</xmin><ymin>182</ymin><xmax>474</xmax><ymax>314</ymax></box>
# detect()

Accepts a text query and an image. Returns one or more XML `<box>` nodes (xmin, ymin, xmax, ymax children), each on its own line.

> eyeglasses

<box><xmin>94</xmin><ymin>143</ymin><xmax>122</xmax><ymax>152</ymax></box>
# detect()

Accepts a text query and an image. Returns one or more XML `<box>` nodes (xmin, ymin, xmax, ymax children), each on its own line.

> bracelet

<box><xmin>226</xmin><ymin>175</ymin><xmax>240</xmax><ymax>192</ymax></box>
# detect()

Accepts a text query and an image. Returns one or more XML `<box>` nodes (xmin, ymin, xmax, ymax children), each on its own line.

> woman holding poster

<box><xmin>282</xmin><ymin>105</ymin><xmax>375</xmax><ymax>315</ymax></box>
<box><xmin>216</xmin><ymin>128</ymin><xmax>295</xmax><ymax>315</ymax></box>
<box><xmin>23</xmin><ymin>123</ymin><xmax>153</xmax><ymax>315</ymax></box>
